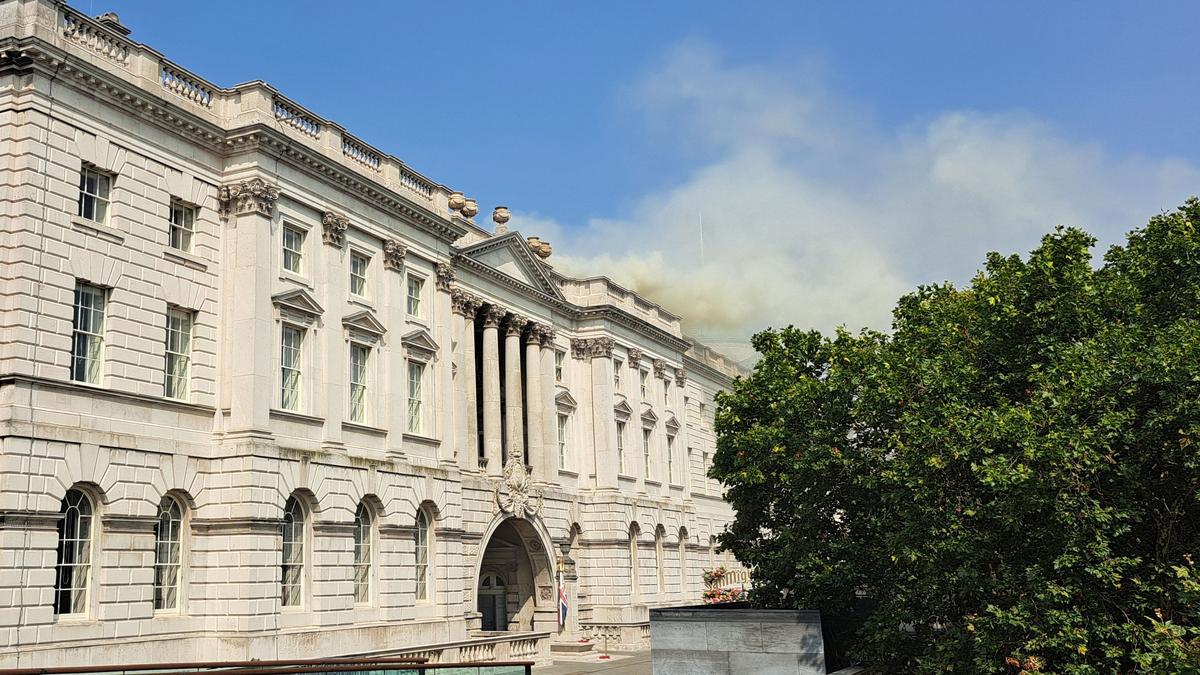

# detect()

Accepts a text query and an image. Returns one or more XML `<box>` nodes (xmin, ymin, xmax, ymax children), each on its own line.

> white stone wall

<box><xmin>0</xmin><ymin>1</ymin><xmax>748</xmax><ymax>666</ymax></box>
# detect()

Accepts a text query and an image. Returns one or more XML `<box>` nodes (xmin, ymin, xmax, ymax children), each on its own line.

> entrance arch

<box><xmin>474</xmin><ymin>515</ymin><xmax>556</xmax><ymax>633</ymax></box>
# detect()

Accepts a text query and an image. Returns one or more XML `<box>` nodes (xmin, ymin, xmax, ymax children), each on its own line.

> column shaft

<box><xmin>524</xmin><ymin>329</ymin><xmax>544</xmax><ymax>481</ymax></box>
<box><xmin>462</xmin><ymin>308</ymin><xmax>479</xmax><ymax>472</ymax></box>
<box><xmin>481</xmin><ymin>305</ymin><xmax>503</xmax><ymax>476</ymax></box>
<box><xmin>504</xmin><ymin>315</ymin><xmax>527</xmax><ymax>465</ymax></box>
<box><xmin>539</xmin><ymin>332</ymin><xmax>557</xmax><ymax>480</ymax></box>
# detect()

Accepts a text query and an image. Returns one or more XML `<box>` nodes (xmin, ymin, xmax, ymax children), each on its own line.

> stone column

<box><xmin>539</xmin><ymin>328</ymin><xmax>558</xmax><ymax>480</ymax></box>
<box><xmin>221</xmin><ymin>178</ymin><xmax>280</xmax><ymax>436</ymax></box>
<box><xmin>481</xmin><ymin>304</ymin><xmax>504</xmax><ymax>477</ymax></box>
<box><xmin>504</xmin><ymin>314</ymin><xmax>528</xmax><ymax>466</ymax></box>
<box><xmin>435</xmin><ymin>264</ymin><xmax>456</xmax><ymax>465</ymax></box>
<box><xmin>577</xmin><ymin>337</ymin><xmax>618</xmax><ymax>490</ymax></box>
<box><xmin>383</xmin><ymin>239</ymin><xmax>408</xmax><ymax>460</ymax></box>
<box><xmin>320</xmin><ymin>212</ymin><xmax>350</xmax><ymax>452</ymax></box>
<box><xmin>455</xmin><ymin>292</ymin><xmax>482</xmax><ymax>472</ymax></box>
<box><xmin>675</xmin><ymin>368</ymin><xmax>691</xmax><ymax>501</ymax></box>
<box><xmin>524</xmin><ymin>324</ymin><xmax>544</xmax><ymax>482</ymax></box>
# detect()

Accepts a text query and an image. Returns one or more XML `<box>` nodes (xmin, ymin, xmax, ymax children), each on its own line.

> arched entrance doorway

<box><xmin>475</xmin><ymin>517</ymin><xmax>556</xmax><ymax>633</ymax></box>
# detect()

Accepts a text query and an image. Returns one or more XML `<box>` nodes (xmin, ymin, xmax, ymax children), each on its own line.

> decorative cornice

<box><xmin>321</xmin><ymin>211</ymin><xmax>349</xmax><ymax>247</ymax></box>
<box><xmin>383</xmin><ymin>239</ymin><xmax>407</xmax><ymax>271</ymax></box>
<box><xmin>436</xmin><ymin>262</ymin><xmax>456</xmax><ymax>292</ymax></box>
<box><xmin>219</xmin><ymin>177</ymin><xmax>280</xmax><ymax>218</ymax></box>
<box><xmin>627</xmin><ymin>348</ymin><xmax>643</xmax><ymax>370</ymax></box>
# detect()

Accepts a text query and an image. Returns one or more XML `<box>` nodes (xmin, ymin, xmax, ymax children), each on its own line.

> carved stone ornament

<box><xmin>539</xmin><ymin>585</ymin><xmax>554</xmax><ymax>601</ymax></box>
<box><xmin>321</xmin><ymin>211</ymin><xmax>349</xmax><ymax>247</ymax></box>
<box><xmin>482</xmin><ymin>304</ymin><xmax>505</xmax><ymax>328</ymax></box>
<box><xmin>505</xmin><ymin>314</ymin><xmax>528</xmax><ymax>337</ymax></box>
<box><xmin>451</xmin><ymin>288</ymin><xmax>465</xmax><ymax>315</ymax></box>
<box><xmin>436</xmin><ymin>262</ymin><xmax>456</xmax><ymax>291</ymax></box>
<box><xmin>219</xmin><ymin>177</ymin><xmax>280</xmax><ymax>218</ymax></box>
<box><xmin>383</xmin><ymin>239</ymin><xmax>407</xmax><ymax>271</ymax></box>
<box><xmin>654</xmin><ymin>359</ymin><xmax>668</xmax><ymax>378</ymax></box>
<box><xmin>675</xmin><ymin>367</ymin><xmax>688</xmax><ymax>386</ymax></box>
<box><xmin>539</xmin><ymin>325</ymin><xmax>557</xmax><ymax>348</ymax></box>
<box><xmin>627</xmin><ymin>348</ymin><xmax>642</xmax><ymax>370</ymax></box>
<box><xmin>527</xmin><ymin>236</ymin><xmax>553</xmax><ymax>259</ymax></box>
<box><xmin>493</xmin><ymin>454</ymin><xmax>543</xmax><ymax>519</ymax></box>
<box><xmin>589</xmin><ymin>337</ymin><xmax>615</xmax><ymax>359</ymax></box>
<box><xmin>525</xmin><ymin>323</ymin><xmax>544</xmax><ymax>345</ymax></box>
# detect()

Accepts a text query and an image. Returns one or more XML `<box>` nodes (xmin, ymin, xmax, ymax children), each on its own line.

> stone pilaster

<box><xmin>524</xmin><ymin>325</ymin><xmax>544</xmax><ymax>483</ymax></box>
<box><xmin>575</xmin><ymin>337</ymin><xmax>617</xmax><ymax>490</ymax></box>
<box><xmin>504</xmin><ymin>314</ymin><xmax>528</xmax><ymax>466</ymax></box>
<box><xmin>539</xmin><ymin>327</ymin><xmax>558</xmax><ymax>481</ymax></box>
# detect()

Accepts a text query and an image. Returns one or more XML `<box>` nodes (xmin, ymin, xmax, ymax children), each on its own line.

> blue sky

<box><xmin>96</xmin><ymin>1</ymin><xmax>1200</xmax><ymax>351</ymax></box>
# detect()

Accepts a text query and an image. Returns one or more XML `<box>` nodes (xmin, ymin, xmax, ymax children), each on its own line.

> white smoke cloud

<box><xmin>513</xmin><ymin>41</ymin><xmax>1200</xmax><ymax>350</ymax></box>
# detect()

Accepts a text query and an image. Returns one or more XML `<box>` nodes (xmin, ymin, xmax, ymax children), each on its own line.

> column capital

<box><xmin>571</xmin><ymin>337</ymin><xmax>614</xmax><ymax>360</ymax></box>
<box><xmin>219</xmin><ymin>177</ymin><xmax>280</xmax><ymax>218</ymax></box>
<box><xmin>653</xmin><ymin>359</ymin><xmax>669</xmax><ymax>378</ymax></box>
<box><xmin>383</xmin><ymin>240</ymin><xmax>407</xmax><ymax>271</ymax></box>
<box><xmin>627</xmin><ymin>348</ymin><xmax>643</xmax><ymax>370</ymax></box>
<box><xmin>321</xmin><ymin>211</ymin><xmax>349</xmax><ymax>248</ymax></box>
<box><xmin>436</xmin><ymin>262</ymin><xmax>456</xmax><ymax>291</ymax></box>
<box><xmin>538</xmin><ymin>324</ymin><xmax>557</xmax><ymax>348</ymax></box>
<box><xmin>482</xmin><ymin>304</ymin><xmax>505</xmax><ymax>328</ymax></box>
<box><xmin>505</xmin><ymin>314</ymin><xmax>529</xmax><ymax>336</ymax></box>
<box><xmin>674</xmin><ymin>367</ymin><xmax>688</xmax><ymax>386</ymax></box>
<box><xmin>524</xmin><ymin>322</ymin><xmax>546</xmax><ymax>345</ymax></box>
<box><xmin>452</xmin><ymin>288</ymin><xmax>480</xmax><ymax>316</ymax></box>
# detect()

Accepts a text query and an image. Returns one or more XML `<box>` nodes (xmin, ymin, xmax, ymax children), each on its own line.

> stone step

<box><xmin>550</xmin><ymin>641</ymin><xmax>595</xmax><ymax>654</ymax></box>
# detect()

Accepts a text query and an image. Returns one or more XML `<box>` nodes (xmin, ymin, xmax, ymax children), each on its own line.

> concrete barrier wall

<box><xmin>649</xmin><ymin>606</ymin><xmax>825</xmax><ymax>674</ymax></box>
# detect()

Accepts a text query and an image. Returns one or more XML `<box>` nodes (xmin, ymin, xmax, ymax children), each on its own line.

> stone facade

<box><xmin>0</xmin><ymin>1</ymin><xmax>745</xmax><ymax>667</ymax></box>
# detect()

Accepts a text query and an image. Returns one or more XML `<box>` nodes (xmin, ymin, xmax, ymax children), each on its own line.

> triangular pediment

<box><xmin>457</xmin><ymin>232</ymin><xmax>564</xmax><ymax>300</ymax></box>
<box><xmin>664</xmin><ymin>414</ymin><xmax>681</xmax><ymax>432</ymax></box>
<box><xmin>343</xmin><ymin>310</ymin><xmax>386</xmax><ymax>337</ymax></box>
<box><xmin>614</xmin><ymin>399</ymin><xmax>634</xmax><ymax>419</ymax></box>
<box><xmin>555</xmin><ymin>389</ymin><xmax>578</xmax><ymax>411</ymax></box>
<box><xmin>640</xmin><ymin>404</ymin><xmax>659</xmax><ymax>425</ymax></box>
<box><xmin>272</xmin><ymin>288</ymin><xmax>323</xmax><ymax>317</ymax></box>
<box><xmin>402</xmin><ymin>328</ymin><xmax>439</xmax><ymax>358</ymax></box>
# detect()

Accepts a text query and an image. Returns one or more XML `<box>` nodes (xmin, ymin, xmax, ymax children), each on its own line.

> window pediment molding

<box><xmin>555</xmin><ymin>389</ymin><xmax>578</xmax><ymax>412</ymax></box>
<box><xmin>664</xmin><ymin>414</ymin><xmax>681</xmax><ymax>433</ymax></box>
<box><xmin>343</xmin><ymin>310</ymin><xmax>386</xmax><ymax>342</ymax></box>
<box><xmin>402</xmin><ymin>328</ymin><xmax>439</xmax><ymax>360</ymax></box>
<box><xmin>614</xmin><ymin>399</ymin><xmax>634</xmax><ymax>420</ymax></box>
<box><xmin>640</xmin><ymin>405</ymin><xmax>659</xmax><ymax>426</ymax></box>
<box><xmin>273</xmin><ymin>288</ymin><xmax>323</xmax><ymax>324</ymax></box>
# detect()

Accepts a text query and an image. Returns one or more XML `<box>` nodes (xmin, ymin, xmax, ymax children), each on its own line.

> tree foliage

<box><xmin>711</xmin><ymin>199</ymin><xmax>1200</xmax><ymax>673</ymax></box>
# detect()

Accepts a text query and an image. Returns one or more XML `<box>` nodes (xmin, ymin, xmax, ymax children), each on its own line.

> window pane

<box><xmin>281</xmin><ymin>326</ymin><xmax>303</xmax><ymax>410</ymax></box>
<box><xmin>407</xmin><ymin>277</ymin><xmax>423</xmax><ymax>316</ymax></box>
<box><xmin>350</xmin><ymin>254</ymin><xmax>368</xmax><ymax>296</ymax></box>
<box><xmin>407</xmin><ymin>361</ymin><xmax>423</xmax><ymax>433</ymax></box>
<box><xmin>165</xmin><ymin>310</ymin><xmax>192</xmax><ymax>399</ymax></box>
<box><xmin>281</xmin><ymin>497</ymin><xmax>305</xmax><ymax>607</ymax></box>
<box><xmin>55</xmin><ymin>489</ymin><xmax>92</xmax><ymax>615</ymax></box>
<box><xmin>282</xmin><ymin>226</ymin><xmax>304</xmax><ymax>273</ymax></box>
<box><xmin>72</xmin><ymin>283</ymin><xmax>105</xmax><ymax>383</ymax></box>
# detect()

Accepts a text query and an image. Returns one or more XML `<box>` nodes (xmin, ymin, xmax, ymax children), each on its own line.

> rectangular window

<box><xmin>280</xmin><ymin>325</ymin><xmax>303</xmax><ymax>410</ymax></box>
<box><xmin>667</xmin><ymin>435</ymin><xmax>675</xmax><ymax>484</ymax></box>
<box><xmin>350</xmin><ymin>252</ymin><xmax>369</xmax><ymax>297</ymax></box>
<box><xmin>349</xmin><ymin>343</ymin><xmax>369</xmax><ymax>423</ymax></box>
<box><xmin>554</xmin><ymin>350</ymin><xmax>565</xmax><ymax>383</ymax></box>
<box><xmin>616</xmin><ymin>421</ymin><xmax>626</xmax><ymax>474</ymax></box>
<box><xmin>557</xmin><ymin>413</ymin><xmax>569</xmax><ymax>467</ymax></box>
<box><xmin>169</xmin><ymin>201</ymin><xmax>196</xmax><ymax>252</ymax></box>
<box><xmin>664</xmin><ymin>378</ymin><xmax>670</xmax><ymax>406</ymax></box>
<box><xmin>77</xmin><ymin>166</ymin><xmax>111</xmax><ymax>223</ymax></box>
<box><xmin>282</xmin><ymin>225</ymin><xmax>304</xmax><ymax>274</ymax></box>
<box><xmin>164</xmin><ymin>308</ymin><xmax>192</xmax><ymax>400</ymax></box>
<box><xmin>643</xmin><ymin>428</ymin><xmax>652</xmax><ymax>480</ymax></box>
<box><xmin>406</xmin><ymin>275</ymin><xmax>424</xmax><ymax>318</ymax></box>
<box><xmin>613</xmin><ymin>360</ymin><xmax>623</xmax><ymax>389</ymax></box>
<box><xmin>71</xmin><ymin>282</ymin><xmax>106</xmax><ymax>383</ymax></box>
<box><xmin>407</xmin><ymin>360</ymin><xmax>424</xmax><ymax>433</ymax></box>
<box><xmin>640</xmin><ymin>370</ymin><xmax>649</xmax><ymax>399</ymax></box>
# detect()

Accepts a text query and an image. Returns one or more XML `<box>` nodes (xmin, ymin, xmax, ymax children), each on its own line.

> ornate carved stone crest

<box><xmin>383</xmin><ymin>239</ymin><xmax>407</xmax><ymax>270</ymax></box>
<box><xmin>219</xmin><ymin>177</ymin><xmax>280</xmax><ymax>218</ymax></box>
<box><xmin>321</xmin><ymin>211</ymin><xmax>349</xmax><ymax>247</ymax></box>
<box><xmin>493</xmin><ymin>455</ymin><xmax>543</xmax><ymax>519</ymax></box>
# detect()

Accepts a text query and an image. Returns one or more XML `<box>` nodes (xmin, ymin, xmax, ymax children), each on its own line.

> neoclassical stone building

<box><xmin>0</xmin><ymin>1</ymin><xmax>745</xmax><ymax>667</ymax></box>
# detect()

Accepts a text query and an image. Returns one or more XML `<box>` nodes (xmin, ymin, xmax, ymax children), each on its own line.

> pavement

<box><xmin>534</xmin><ymin>651</ymin><xmax>651</xmax><ymax>675</ymax></box>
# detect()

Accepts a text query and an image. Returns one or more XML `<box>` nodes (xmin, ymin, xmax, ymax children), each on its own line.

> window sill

<box><xmin>349</xmin><ymin>296</ymin><xmax>375</xmax><ymax>311</ymax></box>
<box><xmin>270</xmin><ymin>408</ymin><xmax>324</xmax><ymax>425</ymax></box>
<box><xmin>557</xmin><ymin>469</ymin><xmax>579</xmax><ymax>478</ymax></box>
<box><xmin>53</xmin><ymin>614</ymin><xmax>96</xmax><ymax>625</ymax></box>
<box><xmin>617</xmin><ymin>473</ymin><xmax>636</xmax><ymax>481</ymax></box>
<box><xmin>71</xmin><ymin>216</ymin><xmax>124</xmax><ymax>243</ymax></box>
<box><xmin>645</xmin><ymin>479</ymin><xmax>663</xmax><ymax>487</ymax></box>
<box><xmin>403</xmin><ymin>432</ymin><xmax>440</xmax><ymax>446</ymax></box>
<box><xmin>343</xmin><ymin>421</ymin><xmax>387</xmax><ymax>436</ymax></box>
<box><xmin>279</xmin><ymin>270</ymin><xmax>313</xmax><ymax>290</ymax></box>
<box><xmin>164</xmin><ymin>247</ymin><xmax>208</xmax><ymax>271</ymax></box>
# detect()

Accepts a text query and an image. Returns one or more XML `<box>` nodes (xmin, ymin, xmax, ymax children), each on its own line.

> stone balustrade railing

<box><xmin>45</xmin><ymin>1</ymin><xmax>449</xmax><ymax>212</ymax></box>
<box><xmin>343</xmin><ymin>630</ymin><xmax>551</xmax><ymax>665</ymax></box>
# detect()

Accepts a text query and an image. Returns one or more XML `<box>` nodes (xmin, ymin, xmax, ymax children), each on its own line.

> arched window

<box><xmin>678</xmin><ymin>528</ymin><xmax>689</xmax><ymax>595</ymax></box>
<box><xmin>415</xmin><ymin>509</ymin><xmax>431</xmax><ymax>601</ymax></box>
<box><xmin>629</xmin><ymin>523</ymin><xmax>641</xmax><ymax>601</ymax></box>
<box><xmin>353</xmin><ymin>502</ymin><xmax>373</xmax><ymax>604</ymax></box>
<box><xmin>154</xmin><ymin>495</ymin><xmax>184</xmax><ymax>611</ymax></box>
<box><xmin>281</xmin><ymin>496</ymin><xmax>306</xmax><ymax>607</ymax></box>
<box><xmin>55</xmin><ymin>488</ymin><xmax>94</xmax><ymax>615</ymax></box>
<box><xmin>655</xmin><ymin>527</ymin><xmax>666</xmax><ymax>594</ymax></box>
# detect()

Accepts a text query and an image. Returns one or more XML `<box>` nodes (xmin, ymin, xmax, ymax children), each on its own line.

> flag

<box><xmin>558</xmin><ymin>571</ymin><xmax>569</xmax><ymax>627</ymax></box>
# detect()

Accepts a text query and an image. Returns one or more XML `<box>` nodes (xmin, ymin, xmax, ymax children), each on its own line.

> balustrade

<box><xmin>160</xmin><ymin>65</ymin><xmax>214</xmax><ymax>108</ymax></box>
<box><xmin>273</xmin><ymin>99</ymin><xmax>322</xmax><ymax>138</ymax></box>
<box><xmin>62</xmin><ymin>10</ymin><xmax>130</xmax><ymax>66</ymax></box>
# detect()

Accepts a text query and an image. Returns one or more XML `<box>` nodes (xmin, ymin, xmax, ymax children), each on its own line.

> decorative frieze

<box><xmin>321</xmin><ymin>211</ymin><xmax>349</xmax><ymax>247</ymax></box>
<box><xmin>436</xmin><ymin>262</ymin><xmax>456</xmax><ymax>291</ymax></box>
<box><xmin>218</xmin><ymin>177</ymin><xmax>280</xmax><ymax>218</ymax></box>
<box><xmin>383</xmin><ymin>239</ymin><xmax>407</xmax><ymax>271</ymax></box>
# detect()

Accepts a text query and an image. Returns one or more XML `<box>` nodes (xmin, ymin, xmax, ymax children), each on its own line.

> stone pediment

<box><xmin>402</xmin><ymin>328</ymin><xmax>439</xmax><ymax>359</ymax></box>
<box><xmin>342</xmin><ymin>310</ymin><xmax>386</xmax><ymax>337</ymax></box>
<box><xmin>613</xmin><ymin>398</ymin><xmax>634</xmax><ymax>420</ymax></box>
<box><xmin>555</xmin><ymin>389</ymin><xmax>578</xmax><ymax>411</ymax></box>
<box><xmin>456</xmin><ymin>232</ymin><xmax>564</xmax><ymax>301</ymax></box>
<box><xmin>640</xmin><ymin>405</ymin><xmax>659</xmax><ymax>425</ymax></box>
<box><xmin>664</xmin><ymin>414</ymin><xmax>681</xmax><ymax>432</ymax></box>
<box><xmin>272</xmin><ymin>288</ymin><xmax>323</xmax><ymax>318</ymax></box>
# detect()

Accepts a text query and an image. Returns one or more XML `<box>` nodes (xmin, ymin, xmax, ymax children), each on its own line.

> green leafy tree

<box><xmin>712</xmin><ymin>199</ymin><xmax>1200</xmax><ymax>673</ymax></box>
